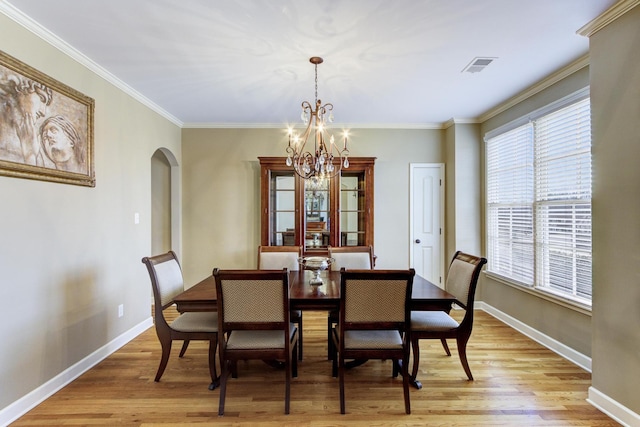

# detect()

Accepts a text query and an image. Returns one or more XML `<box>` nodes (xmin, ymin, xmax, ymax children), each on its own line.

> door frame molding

<box><xmin>409</xmin><ymin>163</ymin><xmax>445</xmax><ymax>286</ymax></box>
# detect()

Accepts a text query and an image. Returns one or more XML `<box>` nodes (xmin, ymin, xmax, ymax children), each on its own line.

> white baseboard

<box><xmin>0</xmin><ymin>317</ymin><xmax>153</xmax><ymax>427</ymax></box>
<box><xmin>588</xmin><ymin>386</ymin><xmax>640</xmax><ymax>427</ymax></box>
<box><xmin>477</xmin><ymin>301</ymin><xmax>592</xmax><ymax>371</ymax></box>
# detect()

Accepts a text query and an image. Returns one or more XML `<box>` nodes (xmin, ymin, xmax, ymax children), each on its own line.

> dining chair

<box><xmin>326</xmin><ymin>245</ymin><xmax>375</xmax><ymax>359</ymax></box>
<box><xmin>257</xmin><ymin>245</ymin><xmax>304</xmax><ymax>360</ymax></box>
<box><xmin>331</xmin><ymin>268</ymin><xmax>415</xmax><ymax>414</ymax></box>
<box><xmin>410</xmin><ymin>251</ymin><xmax>487</xmax><ymax>388</ymax></box>
<box><xmin>141</xmin><ymin>251</ymin><xmax>219</xmax><ymax>389</ymax></box>
<box><xmin>213</xmin><ymin>268</ymin><xmax>299</xmax><ymax>415</ymax></box>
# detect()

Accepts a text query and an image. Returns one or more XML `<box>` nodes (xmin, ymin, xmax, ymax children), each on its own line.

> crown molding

<box><xmin>477</xmin><ymin>54</ymin><xmax>589</xmax><ymax>123</ymax></box>
<box><xmin>577</xmin><ymin>0</ymin><xmax>640</xmax><ymax>37</ymax></box>
<box><xmin>0</xmin><ymin>1</ymin><xmax>183</xmax><ymax>127</ymax></box>
<box><xmin>183</xmin><ymin>122</ymin><xmax>445</xmax><ymax>130</ymax></box>
<box><xmin>442</xmin><ymin>118</ymin><xmax>481</xmax><ymax>129</ymax></box>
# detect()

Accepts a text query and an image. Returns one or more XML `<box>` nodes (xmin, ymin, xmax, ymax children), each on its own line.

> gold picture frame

<box><xmin>0</xmin><ymin>50</ymin><xmax>95</xmax><ymax>187</ymax></box>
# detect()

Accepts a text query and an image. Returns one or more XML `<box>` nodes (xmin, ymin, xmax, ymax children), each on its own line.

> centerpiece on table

<box><xmin>298</xmin><ymin>256</ymin><xmax>334</xmax><ymax>286</ymax></box>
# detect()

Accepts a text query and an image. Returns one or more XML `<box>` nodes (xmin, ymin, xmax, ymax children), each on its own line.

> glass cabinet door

<box><xmin>304</xmin><ymin>177</ymin><xmax>330</xmax><ymax>251</ymax></box>
<box><xmin>269</xmin><ymin>172</ymin><xmax>296</xmax><ymax>246</ymax></box>
<box><xmin>340</xmin><ymin>174</ymin><xmax>365</xmax><ymax>246</ymax></box>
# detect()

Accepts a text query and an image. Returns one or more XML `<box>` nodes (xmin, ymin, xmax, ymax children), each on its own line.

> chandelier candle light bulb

<box><xmin>285</xmin><ymin>57</ymin><xmax>349</xmax><ymax>181</ymax></box>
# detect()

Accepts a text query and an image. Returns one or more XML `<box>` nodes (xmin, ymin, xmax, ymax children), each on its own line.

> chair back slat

<box><xmin>445</xmin><ymin>251</ymin><xmax>487</xmax><ymax>309</ymax></box>
<box><xmin>214</xmin><ymin>269</ymin><xmax>290</xmax><ymax>330</ymax></box>
<box><xmin>220</xmin><ymin>279</ymin><xmax>285</xmax><ymax>322</ymax></box>
<box><xmin>340</xmin><ymin>269</ymin><xmax>415</xmax><ymax>327</ymax></box>
<box><xmin>329</xmin><ymin>246</ymin><xmax>374</xmax><ymax>271</ymax></box>
<box><xmin>257</xmin><ymin>246</ymin><xmax>302</xmax><ymax>271</ymax></box>
<box><xmin>153</xmin><ymin>259</ymin><xmax>184</xmax><ymax>307</ymax></box>
<box><xmin>259</xmin><ymin>253</ymin><xmax>299</xmax><ymax>271</ymax></box>
<box><xmin>344</xmin><ymin>279</ymin><xmax>409</xmax><ymax>323</ymax></box>
<box><xmin>142</xmin><ymin>251</ymin><xmax>184</xmax><ymax>309</ymax></box>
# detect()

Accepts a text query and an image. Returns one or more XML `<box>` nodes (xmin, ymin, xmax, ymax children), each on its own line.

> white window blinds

<box><xmin>534</xmin><ymin>98</ymin><xmax>592</xmax><ymax>300</ymax></box>
<box><xmin>487</xmin><ymin>124</ymin><xmax>534</xmax><ymax>284</ymax></box>
<box><xmin>486</xmin><ymin>95</ymin><xmax>592</xmax><ymax>303</ymax></box>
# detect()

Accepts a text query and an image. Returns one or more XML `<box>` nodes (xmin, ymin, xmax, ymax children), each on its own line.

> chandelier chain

<box><xmin>315</xmin><ymin>63</ymin><xmax>318</xmax><ymax>104</ymax></box>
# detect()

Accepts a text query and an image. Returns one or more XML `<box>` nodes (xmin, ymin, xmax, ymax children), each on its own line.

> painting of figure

<box><xmin>0</xmin><ymin>50</ymin><xmax>94</xmax><ymax>187</ymax></box>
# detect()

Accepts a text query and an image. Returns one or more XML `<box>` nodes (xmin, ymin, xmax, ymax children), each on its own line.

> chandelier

<box><xmin>286</xmin><ymin>56</ymin><xmax>349</xmax><ymax>180</ymax></box>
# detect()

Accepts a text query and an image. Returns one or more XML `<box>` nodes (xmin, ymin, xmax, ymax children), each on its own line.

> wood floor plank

<box><xmin>10</xmin><ymin>310</ymin><xmax>619</xmax><ymax>426</ymax></box>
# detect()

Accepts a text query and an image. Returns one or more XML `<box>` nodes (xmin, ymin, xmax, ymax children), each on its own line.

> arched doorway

<box><xmin>151</xmin><ymin>148</ymin><xmax>181</xmax><ymax>256</ymax></box>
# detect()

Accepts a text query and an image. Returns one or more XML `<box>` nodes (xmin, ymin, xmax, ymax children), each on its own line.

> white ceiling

<box><xmin>2</xmin><ymin>0</ymin><xmax>616</xmax><ymax>127</ymax></box>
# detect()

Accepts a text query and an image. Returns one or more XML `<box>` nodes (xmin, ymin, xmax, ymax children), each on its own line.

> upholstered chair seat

<box><xmin>411</xmin><ymin>311</ymin><xmax>460</xmax><ymax>331</ymax></box>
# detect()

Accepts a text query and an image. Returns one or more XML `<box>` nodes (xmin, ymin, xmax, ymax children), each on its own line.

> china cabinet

<box><xmin>259</xmin><ymin>157</ymin><xmax>375</xmax><ymax>254</ymax></box>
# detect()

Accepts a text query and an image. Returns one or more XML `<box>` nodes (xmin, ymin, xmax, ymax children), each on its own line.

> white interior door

<box><xmin>409</xmin><ymin>163</ymin><xmax>444</xmax><ymax>288</ymax></box>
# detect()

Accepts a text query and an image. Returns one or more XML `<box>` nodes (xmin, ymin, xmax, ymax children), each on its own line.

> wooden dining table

<box><xmin>173</xmin><ymin>269</ymin><xmax>457</xmax><ymax>388</ymax></box>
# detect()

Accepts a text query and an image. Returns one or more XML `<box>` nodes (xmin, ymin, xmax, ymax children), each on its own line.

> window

<box><xmin>486</xmin><ymin>94</ymin><xmax>592</xmax><ymax>305</ymax></box>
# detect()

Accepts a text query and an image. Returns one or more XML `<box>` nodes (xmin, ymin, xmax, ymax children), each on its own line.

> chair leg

<box><xmin>154</xmin><ymin>338</ymin><xmax>172</xmax><ymax>382</ymax></box>
<box><xmin>410</xmin><ymin>337</ymin><xmax>420</xmax><ymax>381</ymax></box>
<box><xmin>285</xmin><ymin>359</ymin><xmax>291</xmax><ymax>414</ymax></box>
<box><xmin>338</xmin><ymin>355</ymin><xmax>346</xmax><ymax>414</ymax></box>
<box><xmin>327</xmin><ymin>316</ymin><xmax>333</xmax><ymax>360</ymax></box>
<box><xmin>217</xmin><ymin>360</ymin><xmax>231</xmax><ymax>416</ymax></box>
<box><xmin>402</xmin><ymin>352</ymin><xmax>411</xmax><ymax>414</ymax></box>
<box><xmin>331</xmin><ymin>330</ymin><xmax>338</xmax><ymax>378</ymax></box>
<box><xmin>456</xmin><ymin>336</ymin><xmax>473</xmax><ymax>380</ymax></box>
<box><xmin>440</xmin><ymin>338</ymin><xmax>451</xmax><ymax>356</ymax></box>
<box><xmin>178</xmin><ymin>340</ymin><xmax>190</xmax><ymax>357</ymax></box>
<box><xmin>298</xmin><ymin>313</ymin><xmax>303</xmax><ymax>361</ymax></box>
<box><xmin>292</xmin><ymin>341</ymin><xmax>299</xmax><ymax>378</ymax></box>
<box><xmin>208</xmin><ymin>338</ymin><xmax>219</xmax><ymax>390</ymax></box>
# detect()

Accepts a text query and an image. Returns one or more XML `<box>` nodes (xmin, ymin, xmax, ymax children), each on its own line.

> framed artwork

<box><xmin>0</xmin><ymin>50</ymin><xmax>95</xmax><ymax>187</ymax></box>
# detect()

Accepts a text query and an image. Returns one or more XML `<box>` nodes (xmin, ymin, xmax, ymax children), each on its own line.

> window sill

<box><xmin>483</xmin><ymin>271</ymin><xmax>592</xmax><ymax>316</ymax></box>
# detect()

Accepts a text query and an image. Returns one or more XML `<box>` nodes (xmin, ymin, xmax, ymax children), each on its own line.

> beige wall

<box><xmin>445</xmin><ymin>123</ymin><xmax>482</xmax><ymax>261</ymax></box>
<box><xmin>179</xmin><ymin>128</ymin><xmax>443</xmax><ymax>286</ymax></box>
<box><xmin>0</xmin><ymin>13</ymin><xmax>181</xmax><ymax>410</ymax></box>
<box><xmin>589</xmin><ymin>4</ymin><xmax>640</xmax><ymax>414</ymax></box>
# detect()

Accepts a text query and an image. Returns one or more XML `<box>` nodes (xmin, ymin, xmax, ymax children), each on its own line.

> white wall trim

<box><xmin>588</xmin><ymin>386</ymin><xmax>640</xmax><ymax>427</ymax></box>
<box><xmin>477</xmin><ymin>301</ymin><xmax>592</xmax><ymax>372</ymax></box>
<box><xmin>0</xmin><ymin>317</ymin><xmax>153</xmax><ymax>427</ymax></box>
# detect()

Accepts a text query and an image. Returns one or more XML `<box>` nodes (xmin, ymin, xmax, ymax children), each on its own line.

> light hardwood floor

<box><xmin>12</xmin><ymin>309</ymin><xmax>618</xmax><ymax>426</ymax></box>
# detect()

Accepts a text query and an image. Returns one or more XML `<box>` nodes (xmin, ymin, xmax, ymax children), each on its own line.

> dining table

<box><xmin>173</xmin><ymin>269</ymin><xmax>457</xmax><ymax>389</ymax></box>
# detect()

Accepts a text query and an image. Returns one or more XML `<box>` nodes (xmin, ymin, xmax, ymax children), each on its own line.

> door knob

<box><xmin>415</xmin><ymin>239</ymin><xmax>421</xmax><ymax>244</ymax></box>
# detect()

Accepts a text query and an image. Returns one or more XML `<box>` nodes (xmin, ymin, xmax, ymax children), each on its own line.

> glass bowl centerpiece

<box><xmin>298</xmin><ymin>256</ymin><xmax>334</xmax><ymax>286</ymax></box>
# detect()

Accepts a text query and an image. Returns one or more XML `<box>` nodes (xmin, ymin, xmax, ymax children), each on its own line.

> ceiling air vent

<box><xmin>462</xmin><ymin>57</ymin><xmax>496</xmax><ymax>73</ymax></box>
